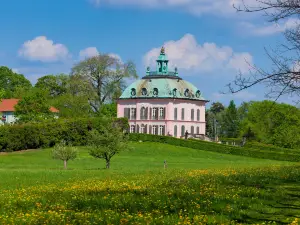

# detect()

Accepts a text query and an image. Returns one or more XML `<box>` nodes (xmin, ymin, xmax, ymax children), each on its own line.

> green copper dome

<box><xmin>119</xmin><ymin>47</ymin><xmax>207</xmax><ymax>101</ymax></box>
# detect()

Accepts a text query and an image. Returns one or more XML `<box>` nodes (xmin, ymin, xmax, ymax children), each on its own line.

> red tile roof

<box><xmin>0</xmin><ymin>99</ymin><xmax>59</xmax><ymax>113</ymax></box>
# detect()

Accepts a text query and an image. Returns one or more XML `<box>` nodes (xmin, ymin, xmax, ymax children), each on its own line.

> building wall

<box><xmin>117</xmin><ymin>98</ymin><xmax>206</xmax><ymax>137</ymax></box>
<box><xmin>0</xmin><ymin>111</ymin><xmax>17</xmax><ymax>125</ymax></box>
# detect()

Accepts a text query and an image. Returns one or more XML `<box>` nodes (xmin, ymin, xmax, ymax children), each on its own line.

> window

<box><xmin>181</xmin><ymin>125</ymin><xmax>185</xmax><ymax>137</ymax></box>
<box><xmin>174</xmin><ymin>125</ymin><xmax>177</xmax><ymax>137</ymax></box>
<box><xmin>196</xmin><ymin>127</ymin><xmax>200</xmax><ymax>134</ymax></box>
<box><xmin>159</xmin><ymin>107</ymin><xmax>165</xmax><ymax>119</ymax></box>
<box><xmin>130</xmin><ymin>125</ymin><xmax>135</xmax><ymax>133</ymax></box>
<box><xmin>181</xmin><ymin>108</ymin><xmax>185</xmax><ymax>120</ymax></box>
<box><xmin>140</xmin><ymin>124</ymin><xmax>145</xmax><ymax>133</ymax></box>
<box><xmin>124</xmin><ymin>108</ymin><xmax>130</xmax><ymax>119</ymax></box>
<box><xmin>191</xmin><ymin>109</ymin><xmax>194</xmax><ymax>121</ymax></box>
<box><xmin>159</xmin><ymin>125</ymin><xmax>165</xmax><ymax>136</ymax></box>
<box><xmin>130</xmin><ymin>108</ymin><xmax>136</xmax><ymax>120</ymax></box>
<box><xmin>153</xmin><ymin>88</ymin><xmax>159</xmax><ymax>96</ymax></box>
<box><xmin>152</xmin><ymin>108</ymin><xmax>158</xmax><ymax>120</ymax></box>
<box><xmin>197</xmin><ymin>109</ymin><xmax>200</xmax><ymax>121</ymax></box>
<box><xmin>152</xmin><ymin>125</ymin><xmax>158</xmax><ymax>135</ymax></box>
<box><xmin>191</xmin><ymin>126</ymin><xmax>194</xmax><ymax>135</ymax></box>
<box><xmin>174</xmin><ymin>108</ymin><xmax>177</xmax><ymax>120</ymax></box>
<box><xmin>131</xmin><ymin>88</ymin><xmax>136</xmax><ymax>96</ymax></box>
<box><xmin>142</xmin><ymin>88</ymin><xmax>147</xmax><ymax>96</ymax></box>
<box><xmin>140</xmin><ymin>107</ymin><xmax>147</xmax><ymax>120</ymax></box>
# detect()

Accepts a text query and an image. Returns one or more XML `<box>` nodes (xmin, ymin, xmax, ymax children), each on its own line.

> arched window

<box><xmin>174</xmin><ymin>108</ymin><xmax>178</xmax><ymax>120</ymax></box>
<box><xmin>191</xmin><ymin>109</ymin><xmax>194</xmax><ymax>121</ymax></box>
<box><xmin>159</xmin><ymin>107</ymin><xmax>165</xmax><ymax>119</ymax></box>
<box><xmin>130</xmin><ymin>125</ymin><xmax>135</xmax><ymax>133</ymax></box>
<box><xmin>191</xmin><ymin>126</ymin><xmax>194</xmax><ymax>135</ymax></box>
<box><xmin>140</xmin><ymin>124</ymin><xmax>145</xmax><ymax>133</ymax></box>
<box><xmin>181</xmin><ymin>125</ymin><xmax>185</xmax><ymax>137</ymax></box>
<box><xmin>181</xmin><ymin>108</ymin><xmax>185</xmax><ymax>120</ymax></box>
<box><xmin>174</xmin><ymin>125</ymin><xmax>177</xmax><ymax>137</ymax></box>
<box><xmin>196</xmin><ymin>127</ymin><xmax>200</xmax><ymax>134</ymax></box>
<box><xmin>197</xmin><ymin>109</ymin><xmax>200</xmax><ymax>121</ymax></box>
<box><xmin>159</xmin><ymin>125</ymin><xmax>165</xmax><ymax>136</ymax></box>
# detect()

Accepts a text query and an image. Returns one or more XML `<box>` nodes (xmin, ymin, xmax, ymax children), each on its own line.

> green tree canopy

<box><xmin>0</xmin><ymin>66</ymin><xmax>32</xmax><ymax>98</ymax></box>
<box><xmin>14</xmin><ymin>88</ymin><xmax>55</xmax><ymax>123</ymax></box>
<box><xmin>221</xmin><ymin>100</ymin><xmax>239</xmax><ymax>138</ymax></box>
<box><xmin>71</xmin><ymin>54</ymin><xmax>137</xmax><ymax>113</ymax></box>
<box><xmin>35</xmin><ymin>74</ymin><xmax>69</xmax><ymax>97</ymax></box>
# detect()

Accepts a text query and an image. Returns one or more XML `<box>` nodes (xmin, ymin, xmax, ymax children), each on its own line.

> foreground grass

<box><xmin>0</xmin><ymin>142</ymin><xmax>299</xmax><ymax>224</ymax></box>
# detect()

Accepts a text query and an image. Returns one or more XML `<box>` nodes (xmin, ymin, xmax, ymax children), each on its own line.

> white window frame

<box><xmin>152</xmin><ymin>108</ymin><xmax>158</xmax><ymax>119</ymax></box>
<box><xmin>140</xmin><ymin>124</ymin><xmax>145</xmax><ymax>133</ymax></box>
<box><xmin>130</xmin><ymin>125</ymin><xmax>135</xmax><ymax>133</ymax></box>
<box><xmin>130</xmin><ymin>108</ymin><xmax>136</xmax><ymax>120</ymax></box>
<box><xmin>159</xmin><ymin>107</ymin><xmax>164</xmax><ymax>118</ymax></box>
<box><xmin>159</xmin><ymin>125</ymin><xmax>164</xmax><ymax>135</ymax></box>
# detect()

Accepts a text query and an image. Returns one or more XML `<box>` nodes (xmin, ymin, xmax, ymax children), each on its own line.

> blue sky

<box><xmin>0</xmin><ymin>0</ymin><xmax>298</xmax><ymax>107</ymax></box>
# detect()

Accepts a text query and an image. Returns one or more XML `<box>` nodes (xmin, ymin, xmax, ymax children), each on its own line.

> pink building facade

<box><xmin>117</xmin><ymin>47</ymin><xmax>209</xmax><ymax>138</ymax></box>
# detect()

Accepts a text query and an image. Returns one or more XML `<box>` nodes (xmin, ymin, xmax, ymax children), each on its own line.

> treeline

<box><xmin>0</xmin><ymin>53</ymin><xmax>137</xmax><ymax>123</ymax></box>
<box><xmin>206</xmin><ymin>100</ymin><xmax>300</xmax><ymax>149</ymax></box>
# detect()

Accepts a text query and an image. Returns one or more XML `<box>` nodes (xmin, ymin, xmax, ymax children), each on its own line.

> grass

<box><xmin>0</xmin><ymin>142</ymin><xmax>299</xmax><ymax>224</ymax></box>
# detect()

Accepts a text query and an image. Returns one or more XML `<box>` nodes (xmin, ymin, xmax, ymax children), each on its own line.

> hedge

<box><xmin>129</xmin><ymin>133</ymin><xmax>300</xmax><ymax>162</ymax></box>
<box><xmin>0</xmin><ymin>117</ymin><xmax>128</xmax><ymax>152</ymax></box>
<box><xmin>245</xmin><ymin>141</ymin><xmax>300</xmax><ymax>154</ymax></box>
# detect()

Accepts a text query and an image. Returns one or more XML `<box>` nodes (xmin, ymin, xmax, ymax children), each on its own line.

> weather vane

<box><xmin>161</xmin><ymin>46</ymin><xmax>165</xmax><ymax>54</ymax></box>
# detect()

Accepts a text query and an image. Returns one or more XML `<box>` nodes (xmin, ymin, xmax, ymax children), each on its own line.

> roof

<box><xmin>119</xmin><ymin>77</ymin><xmax>207</xmax><ymax>101</ymax></box>
<box><xmin>119</xmin><ymin>47</ymin><xmax>208</xmax><ymax>102</ymax></box>
<box><xmin>0</xmin><ymin>99</ymin><xmax>59</xmax><ymax>113</ymax></box>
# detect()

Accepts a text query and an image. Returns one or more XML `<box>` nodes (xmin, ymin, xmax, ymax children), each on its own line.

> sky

<box><xmin>0</xmin><ymin>0</ymin><xmax>298</xmax><ymax>107</ymax></box>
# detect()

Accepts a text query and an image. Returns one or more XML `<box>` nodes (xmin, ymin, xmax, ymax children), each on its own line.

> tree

<box><xmin>98</xmin><ymin>103</ymin><xmax>117</xmax><ymax>118</ymax></box>
<box><xmin>0</xmin><ymin>66</ymin><xmax>32</xmax><ymax>98</ymax></box>
<box><xmin>221</xmin><ymin>100</ymin><xmax>240</xmax><ymax>138</ymax></box>
<box><xmin>71</xmin><ymin>54</ymin><xmax>137</xmax><ymax>113</ymax></box>
<box><xmin>52</xmin><ymin>141</ymin><xmax>77</xmax><ymax>169</ymax></box>
<box><xmin>35</xmin><ymin>74</ymin><xmax>69</xmax><ymax>97</ymax></box>
<box><xmin>87</xmin><ymin>124</ymin><xmax>129</xmax><ymax>169</ymax></box>
<box><xmin>210</xmin><ymin>102</ymin><xmax>225</xmax><ymax>115</ymax></box>
<box><xmin>227</xmin><ymin>1</ymin><xmax>300</xmax><ymax>101</ymax></box>
<box><xmin>14</xmin><ymin>88</ymin><xmax>55</xmax><ymax>123</ymax></box>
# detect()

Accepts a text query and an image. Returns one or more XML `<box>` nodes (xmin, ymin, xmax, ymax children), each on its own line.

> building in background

<box><xmin>117</xmin><ymin>47</ymin><xmax>209</xmax><ymax>138</ymax></box>
<box><xmin>0</xmin><ymin>99</ymin><xmax>59</xmax><ymax>125</ymax></box>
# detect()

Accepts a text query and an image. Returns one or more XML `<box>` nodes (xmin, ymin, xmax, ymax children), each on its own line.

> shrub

<box><xmin>0</xmin><ymin>117</ymin><xmax>128</xmax><ymax>152</ymax></box>
<box><xmin>52</xmin><ymin>140</ymin><xmax>77</xmax><ymax>169</ymax></box>
<box><xmin>129</xmin><ymin>133</ymin><xmax>300</xmax><ymax>162</ymax></box>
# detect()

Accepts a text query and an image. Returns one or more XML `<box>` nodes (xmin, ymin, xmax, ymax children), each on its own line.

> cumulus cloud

<box><xmin>79</xmin><ymin>47</ymin><xmax>99</xmax><ymax>59</ymax></box>
<box><xmin>79</xmin><ymin>47</ymin><xmax>123</xmax><ymax>63</ymax></box>
<box><xmin>89</xmin><ymin>0</ymin><xmax>258</xmax><ymax>16</ymax></box>
<box><xmin>144</xmin><ymin>33</ymin><xmax>253</xmax><ymax>74</ymax></box>
<box><xmin>18</xmin><ymin>36</ymin><xmax>70</xmax><ymax>62</ymax></box>
<box><xmin>239</xmin><ymin>18</ymin><xmax>300</xmax><ymax>36</ymax></box>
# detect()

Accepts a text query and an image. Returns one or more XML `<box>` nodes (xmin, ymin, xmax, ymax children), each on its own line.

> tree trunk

<box><xmin>64</xmin><ymin>160</ymin><xmax>67</xmax><ymax>169</ymax></box>
<box><xmin>106</xmin><ymin>160</ymin><xmax>110</xmax><ymax>169</ymax></box>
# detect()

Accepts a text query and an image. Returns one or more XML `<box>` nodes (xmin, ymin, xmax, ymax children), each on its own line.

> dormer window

<box><xmin>173</xmin><ymin>88</ymin><xmax>177</xmax><ymax>97</ymax></box>
<box><xmin>142</xmin><ymin>88</ymin><xmax>147</xmax><ymax>96</ymax></box>
<box><xmin>131</xmin><ymin>88</ymin><xmax>136</xmax><ymax>96</ymax></box>
<box><xmin>184</xmin><ymin>89</ymin><xmax>189</xmax><ymax>97</ymax></box>
<box><xmin>153</xmin><ymin>88</ymin><xmax>158</xmax><ymax>96</ymax></box>
<box><xmin>196</xmin><ymin>90</ymin><xmax>201</xmax><ymax>98</ymax></box>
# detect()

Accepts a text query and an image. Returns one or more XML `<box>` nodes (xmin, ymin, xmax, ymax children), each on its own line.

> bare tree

<box><xmin>71</xmin><ymin>54</ymin><xmax>137</xmax><ymax>113</ymax></box>
<box><xmin>228</xmin><ymin>0</ymin><xmax>300</xmax><ymax>101</ymax></box>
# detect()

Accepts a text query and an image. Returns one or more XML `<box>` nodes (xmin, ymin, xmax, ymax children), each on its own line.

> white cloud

<box><xmin>239</xmin><ymin>18</ymin><xmax>300</xmax><ymax>36</ymax></box>
<box><xmin>213</xmin><ymin>90</ymin><xmax>256</xmax><ymax>101</ymax></box>
<box><xmin>79</xmin><ymin>47</ymin><xmax>99</xmax><ymax>59</ymax></box>
<box><xmin>79</xmin><ymin>47</ymin><xmax>123</xmax><ymax>63</ymax></box>
<box><xmin>144</xmin><ymin>33</ymin><xmax>253</xmax><ymax>74</ymax></box>
<box><xmin>89</xmin><ymin>0</ymin><xmax>259</xmax><ymax>16</ymax></box>
<box><xmin>18</xmin><ymin>36</ymin><xmax>70</xmax><ymax>62</ymax></box>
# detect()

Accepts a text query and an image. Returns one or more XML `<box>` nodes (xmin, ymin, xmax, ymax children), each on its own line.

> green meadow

<box><xmin>0</xmin><ymin>142</ymin><xmax>299</xmax><ymax>224</ymax></box>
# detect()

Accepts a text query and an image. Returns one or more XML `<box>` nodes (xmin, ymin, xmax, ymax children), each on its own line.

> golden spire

<box><xmin>160</xmin><ymin>46</ymin><xmax>165</xmax><ymax>54</ymax></box>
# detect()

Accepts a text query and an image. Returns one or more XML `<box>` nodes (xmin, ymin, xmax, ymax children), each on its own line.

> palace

<box><xmin>117</xmin><ymin>47</ymin><xmax>209</xmax><ymax>138</ymax></box>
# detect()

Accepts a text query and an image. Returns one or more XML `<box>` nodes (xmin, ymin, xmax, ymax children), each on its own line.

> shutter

<box><xmin>145</xmin><ymin>125</ymin><xmax>147</xmax><ymax>134</ymax></box>
<box><xmin>155</xmin><ymin>108</ymin><xmax>159</xmax><ymax>120</ymax></box>
<box><xmin>134</xmin><ymin>109</ymin><xmax>137</xmax><ymax>120</ymax></box>
<box><xmin>128</xmin><ymin>108</ymin><xmax>131</xmax><ymax>119</ymax></box>
<box><xmin>137</xmin><ymin>125</ymin><xmax>140</xmax><ymax>133</ymax></box>
<box><xmin>140</xmin><ymin>108</ymin><xmax>143</xmax><ymax>120</ymax></box>
<box><xmin>149</xmin><ymin>125</ymin><xmax>152</xmax><ymax>134</ymax></box>
<box><xmin>163</xmin><ymin>126</ymin><xmax>165</xmax><ymax>136</ymax></box>
<box><xmin>150</xmin><ymin>108</ymin><xmax>152</xmax><ymax>120</ymax></box>
<box><xmin>145</xmin><ymin>107</ymin><xmax>148</xmax><ymax>120</ymax></box>
<box><xmin>164</xmin><ymin>107</ymin><xmax>166</xmax><ymax>119</ymax></box>
<box><xmin>155</xmin><ymin>126</ymin><xmax>158</xmax><ymax>135</ymax></box>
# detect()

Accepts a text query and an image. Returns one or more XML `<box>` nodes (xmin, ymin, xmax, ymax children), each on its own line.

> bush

<box><xmin>129</xmin><ymin>133</ymin><xmax>300</xmax><ymax>162</ymax></box>
<box><xmin>0</xmin><ymin>117</ymin><xmax>128</xmax><ymax>152</ymax></box>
